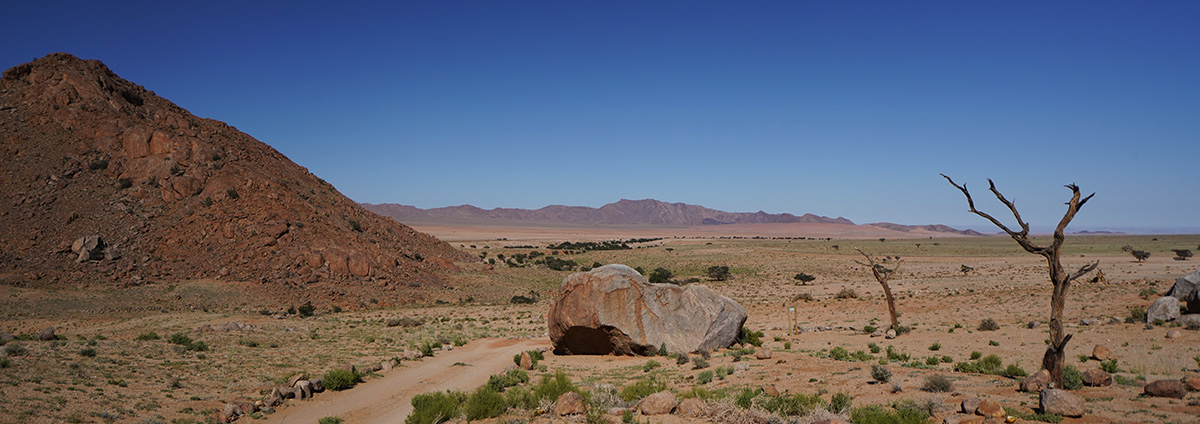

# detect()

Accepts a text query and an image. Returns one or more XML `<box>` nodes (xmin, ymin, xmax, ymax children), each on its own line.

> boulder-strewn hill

<box><xmin>364</xmin><ymin>198</ymin><xmax>854</xmax><ymax>227</ymax></box>
<box><xmin>0</xmin><ymin>53</ymin><xmax>470</xmax><ymax>306</ymax></box>
<box><xmin>867</xmin><ymin>222</ymin><xmax>984</xmax><ymax>236</ymax></box>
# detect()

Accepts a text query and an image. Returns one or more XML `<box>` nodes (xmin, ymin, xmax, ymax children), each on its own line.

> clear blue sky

<box><xmin>4</xmin><ymin>1</ymin><xmax>1198</xmax><ymax>232</ymax></box>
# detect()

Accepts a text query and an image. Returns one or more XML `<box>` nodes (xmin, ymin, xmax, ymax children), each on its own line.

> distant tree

<box><xmin>855</xmin><ymin>248</ymin><xmax>901</xmax><ymax>333</ymax></box>
<box><xmin>1131</xmin><ymin>250</ymin><xmax>1150</xmax><ymax>262</ymax></box>
<box><xmin>705</xmin><ymin>266</ymin><xmax>732</xmax><ymax>281</ymax></box>
<box><xmin>793</xmin><ymin>273</ymin><xmax>816</xmax><ymax>283</ymax></box>
<box><xmin>1120</xmin><ymin>245</ymin><xmax>1133</xmax><ymax>252</ymax></box>
<box><xmin>1172</xmin><ymin>249</ymin><xmax>1193</xmax><ymax>261</ymax></box>
<box><xmin>943</xmin><ymin>175</ymin><xmax>1097</xmax><ymax>390</ymax></box>
<box><xmin>648</xmin><ymin>268</ymin><xmax>674</xmax><ymax>284</ymax></box>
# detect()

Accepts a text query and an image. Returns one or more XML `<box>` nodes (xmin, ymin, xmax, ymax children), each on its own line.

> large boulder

<box><xmin>1166</xmin><ymin>270</ymin><xmax>1200</xmax><ymax>301</ymax></box>
<box><xmin>553</xmin><ymin>391</ymin><xmax>585</xmax><ymax>416</ymax></box>
<box><xmin>547</xmin><ymin>265</ymin><xmax>747</xmax><ymax>355</ymax></box>
<box><xmin>1146</xmin><ymin>296</ymin><xmax>1180</xmax><ymax>324</ymax></box>
<box><xmin>71</xmin><ymin>236</ymin><xmax>106</xmax><ymax>262</ymax></box>
<box><xmin>1039</xmin><ymin>389</ymin><xmax>1084</xmax><ymax>417</ymax></box>
<box><xmin>1020</xmin><ymin>369</ymin><xmax>1051</xmax><ymax>393</ymax></box>
<box><xmin>1144</xmin><ymin>379</ymin><xmax>1187</xmax><ymax>398</ymax></box>
<box><xmin>638</xmin><ymin>391</ymin><xmax>678</xmax><ymax>415</ymax></box>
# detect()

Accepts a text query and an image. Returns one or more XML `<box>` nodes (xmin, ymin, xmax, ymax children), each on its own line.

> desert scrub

<box><xmin>533</xmin><ymin>370</ymin><xmax>583</xmax><ymax>403</ymax></box>
<box><xmin>464</xmin><ymin>386</ymin><xmax>506</xmax><ymax>420</ymax></box>
<box><xmin>928</xmin><ymin>342</ymin><xmax>941</xmax><ymax>351</ymax></box>
<box><xmin>761</xmin><ymin>392</ymin><xmax>824</xmax><ymax>416</ymax></box>
<box><xmin>697</xmin><ymin>370</ymin><xmax>715</xmax><ymax>384</ymax></box>
<box><xmin>829</xmin><ymin>346</ymin><xmax>850</xmax><ymax>361</ymax></box>
<box><xmin>407</xmin><ymin>391</ymin><xmax>466</xmax><ymax>424</ymax></box>
<box><xmin>692</xmin><ymin>356</ymin><xmax>710</xmax><ymax>369</ymax></box>
<box><xmin>318</xmin><ymin>418</ymin><xmax>342</xmax><ymax>424</ymax></box>
<box><xmin>167</xmin><ymin>333</ymin><xmax>208</xmax><ymax>352</ymax></box>
<box><xmin>835</xmin><ymin>288</ymin><xmax>859</xmax><ymax>299</ymax></box>
<box><xmin>323</xmin><ymin>369</ymin><xmax>363</xmax><ymax>391</ymax></box>
<box><xmin>738</xmin><ymin>327</ymin><xmax>764</xmax><ymax>347</ymax></box>
<box><xmin>134</xmin><ymin>332</ymin><xmax>159</xmax><ymax>341</ymax></box>
<box><xmin>978</xmin><ymin>318</ymin><xmax>1000</xmax><ymax>331</ymax></box>
<box><xmin>620</xmin><ymin>377</ymin><xmax>666</xmax><ymax>401</ymax></box>
<box><xmin>1125</xmin><ymin>306</ymin><xmax>1147</xmax><ymax>323</ymax></box>
<box><xmin>829</xmin><ymin>392</ymin><xmax>852</xmax><ymax>414</ymax></box>
<box><xmin>1004</xmin><ymin>407</ymin><xmax>1064</xmax><ymax>423</ymax></box>
<box><xmin>921</xmin><ymin>375</ymin><xmax>953</xmax><ymax>392</ymax></box>
<box><xmin>642</xmin><ymin>360</ymin><xmax>661</xmax><ymax>372</ymax></box>
<box><xmin>851</xmin><ymin>404</ymin><xmax>928</xmax><ymax>424</ymax></box>
<box><xmin>385</xmin><ymin>316</ymin><xmax>424</xmax><ymax>328</ymax></box>
<box><xmin>486</xmin><ymin>369</ymin><xmax>529</xmax><ymax>392</ymax></box>
<box><xmin>1100</xmin><ymin>359</ymin><xmax>1119</xmax><ymax>373</ymax></box>
<box><xmin>871</xmin><ymin>364</ymin><xmax>893</xmax><ymax>383</ymax></box>
<box><xmin>1062</xmin><ymin>365</ymin><xmax>1083</xmax><ymax>390</ymax></box>
<box><xmin>512</xmin><ymin>349</ymin><xmax>544</xmax><ymax>367</ymax></box>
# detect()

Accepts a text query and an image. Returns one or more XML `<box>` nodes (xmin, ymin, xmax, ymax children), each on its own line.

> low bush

<box><xmin>4</xmin><ymin>343</ymin><xmax>27</xmax><ymax>356</ymax></box>
<box><xmin>642</xmin><ymin>360</ymin><xmax>661</xmax><ymax>372</ymax></box>
<box><xmin>485</xmin><ymin>369</ymin><xmax>529</xmax><ymax>392</ymax></box>
<box><xmin>512</xmin><ymin>350</ymin><xmax>545</xmax><ymax>367</ymax></box>
<box><xmin>407</xmin><ymin>391</ymin><xmax>465</xmax><ymax>424</ymax></box>
<box><xmin>835</xmin><ymin>288</ymin><xmax>859</xmax><ymax>299</ymax></box>
<box><xmin>323</xmin><ymin>369</ymin><xmax>363</xmax><ymax>391</ymax></box>
<box><xmin>533</xmin><ymin>370</ymin><xmax>581</xmax><ymax>403</ymax></box>
<box><xmin>794</xmin><ymin>273</ymin><xmax>816</xmax><ymax>283</ymax></box>
<box><xmin>829</xmin><ymin>392</ymin><xmax>852</xmax><ymax>414</ymax></box>
<box><xmin>978</xmin><ymin>318</ymin><xmax>1000</xmax><ymax>331</ymax></box>
<box><xmin>830</xmin><ymin>346</ymin><xmax>850</xmax><ymax>361</ymax></box>
<box><xmin>871</xmin><ymin>364</ymin><xmax>893</xmax><ymax>383</ymax></box>
<box><xmin>620</xmin><ymin>377</ymin><xmax>666</xmax><ymax>401</ymax></box>
<box><xmin>928</xmin><ymin>342</ymin><xmax>941</xmax><ymax>351</ymax></box>
<box><xmin>1125</xmin><ymin>306</ymin><xmax>1147</xmax><ymax>323</ymax></box>
<box><xmin>1100</xmin><ymin>359</ymin><xmax>1119</xmax><ymax>373</ymax></box>
<box><xmin>385</xmin><ymin>317</ymin><xmax>423</xmax><ymax>328</ymax></box>
<box><xmin>1062</xmin><ymin>365</ymin><xmax>1083</xmax><ymax>390</ymax></box>
<box><xmin>762</xmin><ymin>392</ymin><xmax>823</xmax><ymax>416</ymax></box>
<box><xmin>135</xmin><ymin>332</ymin><xmax>159</xmax><ymax>341</ymax></box>
<box><xmin>738</xmin><ymin>327</ymin><xmax>764</xmax><ymax>347</ymax></box>
<box><xmin>464</xmin><ymin>386</ymin><xmax>506</xmax><ymax>420</ymax></box>
<box><xmin>692</xmin><ymin>357</ymin><xmax>710</xmax><ymax>369</ymax></box>
<box><xmin>921</xmin><ymin>375</ymin><xmax>953</xmax><ymax>392</ymax></box>
<box><xmin>696</xmin><ymin>370</ymin><xmax>714</xmax><ymax>384</ymax></box>
<box><xmin>1004</xmin><ymin>407</ymin><xmax>1064</xmax><ymax>423</ymax></box>
<box><xmin>79</xmin><ymin>347</ymin><xmax>97</xmax><ymax>357</ymax></box>
<box><xmin>318</xmin><ymin>417</ymin><xmax>342</xmax><ymax>424</ymax></box>
<box><xmin>504</xmin><ymin>386</ymin><xmax>535</xmax><ymax>410</ymax></box>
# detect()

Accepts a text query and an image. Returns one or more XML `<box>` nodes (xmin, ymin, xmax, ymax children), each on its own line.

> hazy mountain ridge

<box><xmin>365</xmin><ymin>198</ymin><xmax>856</xmax><ymax>227</ymax></box>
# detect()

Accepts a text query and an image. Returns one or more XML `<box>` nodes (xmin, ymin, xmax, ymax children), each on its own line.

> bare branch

<box><xmin>987</xmin><ymin>179</ymin><xmax>1031</xmax><ymax>236</ymax></box>
<box><xmin>942</xmin><ymin>174</ymin><xmax>1043</xmax><ymax>254</ymax></box>
<box><xmin>1068</xmin><ymin>261</ymin><xmax>1100</xmax><ymax>282</ymax></box>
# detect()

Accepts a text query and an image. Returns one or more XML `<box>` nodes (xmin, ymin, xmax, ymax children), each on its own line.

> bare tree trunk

<box><xmin>880</xmin><ymin>280</ymin><xmax>899</xmax><ymax>331</ymax></box>
<box><xmin>855</xmin><ymin>248</ymin><xmax>901</xmax><ymax>333</ymax></box>
<box><xmin>943</xmin><ymin>175</ymin><xmax>1097</xmax><ymax>389</ymax></box>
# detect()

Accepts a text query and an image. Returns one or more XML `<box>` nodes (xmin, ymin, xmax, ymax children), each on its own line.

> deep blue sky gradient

<box><xmin>4</xmin><ymin>1</ymin><xmax>1198</xmax><ymax>232</ymax></box>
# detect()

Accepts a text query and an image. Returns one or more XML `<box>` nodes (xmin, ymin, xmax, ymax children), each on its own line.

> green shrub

<box><xmin>298</xmin><ymin>302</ymin><xmax>315</xmax><ymax>317</ymax></box>
<box><xmin>1062</xmin><ymin>365</ymin><xmax>1083</xmax><ymax>390</ymax></box>
<box><xmin>762</xmin><ymin>393</ymin><xmax>823</xmax><ymax>416</ymax></box>
<box><xmin>738</xmin><ymin>327</ymin><xmax>764</xmax><ymax>347</ymax></box>
<box><xmin>1100</xmin><ymin>359</ymin><xmax>1119</xmax><ymax>373</ymax></box>
<box><xmin>864</xmin><ymin>324</ymin><xmax>878</xmax><ymax>333</ymax></box>
<box><xmin>830</xmin><ymin>346</ymin><xmax>850</xmax><ymax>361</ymax></box>
<box><xmin>168</xmin><ymin>333</ymin><xmax>192</xmax><ymax>346</ymax></box>
<box><xmin>1125</xmin><ymin>306</ymin><xmax>1147</xmax><ymax>323</ymax></box>
<box><xmin>533</xmin><ymin>370</ymin><xmax>581</xmax><ymax>403</ymax></box>
<box><xmin>871</xmin><ymin>364</ymin><xmax>892</xmax><ymax>383</ymax></box>
<box><xmin>642</xmin><ymin>360</ymin><xmax>661</xmax><ymax>372</ymax></box>
<box><xmin>135</xmin><ymin>332</ymin><xmax>159</xmax><ymax>341</ymax></box>
<box><xmin>464</xmin><ymin>387</ymin><xmax>506</xmax><ymax>420</ymax></box>
<box><xmin>715</xmin><ymin>366</ymin><xmax>732</xmax><ymax>380</ymax></box>
<box><xmin>885</xmin><ymin>345</ymin><xmax>909</xmax><ymax>362</ymax></box>
<box><xmin>79</xmin><ymin>347</ymin><xmax>97</xmax><ymax>357</ymax></box>
<box><xmin>485</xmin><ymin>369</ymin><xmax>529</xmax><ymax>392</ymax></box>
<box><xmin>675</xmin><ymin>353</ymin><xmax>690</xmax><ymax>365</ymax></box>
<box><xmin>4</xmin><ymin>343</ymin><xmax>27</xmax><ymax>356</ymax></box>
<box><xmin>978</xmin><ymin>318</ymin><xmax>999</xmax><ymax>331</ymax></box>
<box><xmin>868</xmin><ymin>343</ymin><xmax>881</xmax><ymax>354</ymax></box>
<box><xmin>692</xmin><ymin>357</ymin><xmax>710</xmax><ymax>369</ymax></box>
<box><xmin>784</xmin><ymin>341</ymin><xmax>792</xmax><ymax>350</ymax></box>
<box><xmin>921</xmin><ymin>375</ymin><xmax>953</xmax><ymax>392</ymax></box>
<box><xmin>696</xmin><ymin>370</ymin><xmax>714</xmax><ymax>384</ymax></box>
<box><xmin>928</xmin><ymin>342</ymin><xmax>941</xmax><ymax>351</ymax></box>
<box><xmin>512</xmin><ymin>350</ymin><xmax>544</xmax><ymax>367</ymax></box>
<box><xmin>318</xmin><ymin>417</ymin><xmax>342</xmax><ymax>424</ymax></box>
<box><xmin>925</xmin><ymin>356</ymin><xmax>940</xmax><ymax>366</ymax></box>
<box><xmin>1004</xmin><ymin>407</ymin><xmax>1064</xmax><ymax>423</ymax></box>
<box><xmin>407</xmin><ymin>391</ymin><xmax>465</xmax><ymax>424</ymax></box>
<box><xmin>0</xmin><ymin>357</ymin><xmax>10</xmax><ymax>368</ymax></box>
<box><xmin>829</xmin><ymin>392</ymin><xmax>852</xmax><ymax>414</ymax></box>
<box><xmin>323</xmin><ymin>369</ymin><xmax>363</xmax><ymax>391</ymax></box>
<box><xmin>647</xmin><ymin>267</ymin><xmax>674</xmax><ymax>284</ymax></box>
<box><xmin>735</xmin><ymin>388</ymin><xmax>760</xmax><ymax>409</ymax></box>
<box><xmin>658</xmin><ymin>343</ymin><xmax>668</xmax><ymax>356</ymax></box>
<box><xmin>503</xmin><ymin>386</ymin><xmax>535</xmax><ymax>410</ymax></box>
<box><xmin>851</xmin><ymin>404</ymin><xmax>928</xmax><ymax>424</ymax></box>
<box><xmin>620</xmin><ymin>377</ymin><xmax>666</xmax><ymax>401</ymax></box>
<box><xmin>1001</xmin><ymin>364</ymin><xmax>1028</xmax><ymax>378</ymax></box>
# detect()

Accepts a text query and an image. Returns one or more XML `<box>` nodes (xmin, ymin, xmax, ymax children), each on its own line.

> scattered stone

<box><xmin>1144</xmin><ymin>379</ymin><xmax>1187</xmax><ymax>398</ymax></box>
<box><xmin>943</xmin><ymin>414</ymin><xmax>985</xmax><ymax>424</ymax></box>
<box><xmin>763</xmin><ymin>384</ymin><xmax>780</xmax><ymax>397</ymax></box>
<box><xmin>222</xmin><ymin>401</ymin><xmax>257</xmax><ymax>423</ymax></box>
<box><xmin>755</xmin><ymin>347</ymin><xmax>773</xmax><ymax>360</ymax></box>
<box><xmin>1082</xmin><ymin>369</ymin><xmax>1113</xmax><ymax>387</ymax></box>
<box><xmin>1166</xmin><ymin>270</ymin><xmax>1200</xmax><ymax>301</ymax></box>
<box><xmin>296</xmin><ymin>380</ymin><xmax>314</xmax><ymax>399</ymax></box>
<box><xmin>1079</xmin><ymin>318</ymin><xmax>1102</xmax><ymax>326</ymax></box>
<box><xmin>553</xmin><ymin>391</ymin><xmax>586</xmax><ymax>416</ymax></box>
<box><xmin>1020</xmin><ymin>369</ymin><xmax>1051</xmax><ymax>393</ymax></box>
<box><xmin>1040</xmin><ymin>389</ymin><xmax>1084</xmax><ymax>417</ymax></box>
<box><xmin>268</xmin><ymin>388</ymin><xmax>285</xmax><ymax>406</ymax></box>
<box><xmin>547</xmin><ymin>265</ymin><xmax>747</xmax><ymax>355</ymax></box>
<box><xmin>1166</xmin><ymin>329</ymin><xmax>1183</xmax><ymax>339</ymax></box>
<box><xmin>1092</xmin><ymin>345</ymin><xmax>1113</xmax><ymax>361</ymax></box>
<box><xmin>287</xmin><ymin>373</ymin><xmax>307</xmax><ymax>387</ymax></box>
<box><xmin>37</xmin><ymin>326</ymin><xmax>56</xmax><ymax>341</ymax></box>
<box><xmin>885</xmin><ymin>329</ymin><xmax>897</xmax><ymax>339</ymax></box>
<box><xmin>403</xmin><ymin>349</ymin><xmax>422</xmax><ymax>360</ymax></box>
<box><xmin>870</xmin><ymin>330</ymin><xmax>883</xmax><ymax>337</ymax></box>
<box><xmin>1026</xmin><ymin>321</ymin><xmax>1042</xmax><ymax>329</ymax></box>
<box><xmin>310</xmin><ymin>378</ymin><xmax>324</xmax><ymax>392</ymax></box>
<box><xmin>960</xmin><ymin>398</ymin><xmax>981</xmax><ymax>414</ymax></box>
<box><xmin>677</xmin><ymin>398</ymin><xmax>709</xmax><ymax>417</ymax></box>
<box><xmin>733</xmin><ymin>362</ymin><xmax>750</xmax><ymax>372</ymax></box>
<box><xmin>519</xmin><ymin>351</ymin><xmax>533</xmax><ymax>370</ymax></box>
<box><xmin>1180</xmin><ymin>314</ymin><xmax>1200</xmax><ymax>329</ymax></box>
<box><xmin>367</xmin><ymin>363</ymin><xmax>383</xmax><ymax>372</ymax></box>
<box><xmin>1181</xmin><ymin>376</ymin><xmax>1200</xmax><ymax>392</ymax></box>
<box><xmin>341</xmin><ymin>364</ymin><xmax>357</xmax><ymax>374</ymax></box>
<box><xmin>1147</xmin><ymin>296</ymin><xmax>1180</xmax><ymax>324</ymax></box>
<box><xmin>71</xmin><ymin>235</ymin><xmax>105</xmax><ymax>262</ymax></box>
<box><xmin>638</xmin><ymin>390</ymin><xmax>678</xmax><ymax>415</ymax></box>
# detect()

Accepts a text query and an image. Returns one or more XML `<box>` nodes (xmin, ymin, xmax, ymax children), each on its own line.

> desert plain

<box><xmin>1</xmin><ymin>226</ymin><xmax>1198</xmax><ymax>424</ymax></box>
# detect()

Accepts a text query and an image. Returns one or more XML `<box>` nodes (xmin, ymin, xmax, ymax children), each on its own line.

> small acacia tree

<box><xmin>942</xmin><ymin>175</ymin><xmax>1098</xmax><ymax>389</ymax></box>
<box><xmin>854</xmin><ymin>248</ymin><xmax>901</xmax><ymax>333</ymax></box>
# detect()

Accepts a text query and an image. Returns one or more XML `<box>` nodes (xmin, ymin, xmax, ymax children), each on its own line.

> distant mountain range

<box><xmin>363</xmin><ymin>199</ymin><xmax>982</xmax><ymax>235</ymax></box>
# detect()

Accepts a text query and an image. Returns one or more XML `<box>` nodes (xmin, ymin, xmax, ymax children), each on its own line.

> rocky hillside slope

<box><xmin>0</xmin><ymin>53</ymin><xmax>470</xmax><ymax>307</ymax></box>
<box><xmin>364</xmin><ymin>198</ymin><xmax>854</xmax><ymax>226</ymax></box>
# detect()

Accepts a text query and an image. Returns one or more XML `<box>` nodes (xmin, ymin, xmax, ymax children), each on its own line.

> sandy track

<box><xmin>265</xmin><ymin>338</ymin><xmax>550</xmax><ymax>424</ymax></box>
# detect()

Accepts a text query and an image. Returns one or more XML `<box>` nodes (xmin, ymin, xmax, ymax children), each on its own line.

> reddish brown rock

<box><xmin>519</xmin><ymin>351</ymin><xmax>533</xmax><ymax>370</ymax></box>
<box><xmin>1182</xmin><ymin>376</ymin><xmax>1200</xmax><ymax>392</ymax></box>
<box><xmin>1082</xmin><ymin>369</ymin><xmax>1113</xmax><ymax>387</ymax></box>
<box><xmin>1040</xmin><ymin>389</ymin><xmax>1084</xmax><ymax>417</ymax></box>
<box><xmin>1020</xmin><ymin>369</ymin><xmax>1051</xmax><ymax>392</ymax></box>
<box><xmin>677</xmin><ymin>397</ymin><xmax>708</xmax><ymax>417</ymax></box>
<box><xmin>548</xmin><ymin>265</ymin><xmax>747</xmax><ymax>355</ymax></box>
<box><xmin>975</xmin><ymin>399</ymin><xmax>1004</xmax><ymax>418</ymax></box>
<box><xmin>1144</xmin><ymin>379</ymin><xmax>1187</xmax><ymax>398</ymax></box>
<box><xmin>553</xmin><ymin>391</ymin><xmax>586</xmax><ymax>415</ymax></box>
<box><xmin>755</xmin><ymin>347</ymin><xmax>773</xmax><ymax>360</ymax></box>
<box><xmin>638</xmin><ymin>391</ymin><xmax>678</xmax><ymax>415</ymax></box>
<box><xmin>1092</xmin><ymin>345</ymin><xmax>1113</xmax><ymax>361</ymax></box>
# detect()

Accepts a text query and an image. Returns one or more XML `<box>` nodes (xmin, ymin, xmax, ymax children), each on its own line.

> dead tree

<box><xmin>854</xmin><ymin>248</ymin><xmax>901</xmax><ymax>333</ymax></box>
<box><xmin>942</xmin><ymin>175</ymin><xmax>1098</xmax><ymax>389</ymax></box>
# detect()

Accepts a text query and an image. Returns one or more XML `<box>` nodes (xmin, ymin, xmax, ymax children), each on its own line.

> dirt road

<box><xmin>265</xmin><ymin>338</ymin><xmax>550</xmax><ymax>424</ymax></box>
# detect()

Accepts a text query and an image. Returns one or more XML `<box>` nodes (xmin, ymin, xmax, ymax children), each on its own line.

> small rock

<box><xmin>1020</xmin><ymin>369</ymin><xmax>1051</xmax><ymax>392</ymax></box>
<box><xmin>1082</xmin><ymin>369</ymin><xmax>1113</xmax><ymax>387</ymax></box>
<box><xmin>268</xmin><ymin>388</ymin><xmax>285</xmax><ymax>406</ymax></box>
<box><xmin>885</xmin><ymin>329</ymin><xmax>897</xmax><ymax>339</ymax></box>
<box><xmin>1166</xmin><ymin>329</ymin><xmax>1183</xmax><ymax>339</ymax></box>
<box><xmin>755</xmin><ymin>347</ymin><xmax>773</xmax><ymax>360</ymax></box>
<box><xmin>1040</xmin><ymin>389</ymin><xmax>1084</xmax><ymax>417</ymax></box>
<box><xmin>677</xmin><ymin>398</ymin><xmax>708</xmax><ymax>416</ymax></box>
<box><xmin>1144</xmin><ymin>379</ymin><xmax>1187</xmax><ymax>398</ymax></box>
<box><xmin>976</xmin><ymin>399</ymin><xmax>1004</xmax><ymax>418</ymax></box>
<box><xmin>733</xmin><ymin>362</ymin><xmax>750</xmax><ymax>372</ymax></box>
<box><xmin>37</xmin><ymin>326</ymin><xmax>56</xmax><ymax>341</ymax></box>
<box><xmin>960</xmin><ymin>398</ymin><xmax>981</xmax><ymax>414</ymax></box>
<box><xmin>403</xmin><ymin>349</ymin><xmax>422</xmax><ymax>360</ymax></box>
<box><xmin>943</xmin><ymin>414</ymin><xmax>985</xmax><ymax>424</ymax></box>
<box><xmin>1091</xmin><ymin>345</ymin><xmax>1113</xmax><ymax>361</ymax></box>
<box><xmin>1179</xmin><ymin>314</ymin><xmax>1200</xmax><ymax>329</ymax></box>
<box><xmin>763</xmin><ymin>384</ymin><xmax>780</xmax><ymax>397</ymax></box>
<box><xmin>870</xmin><ymin>331</ymin><xmax>883</xmax><ymax>337</ymax></box>
<box><xmin>1180</xmin><ymin>376</ymin><xmax>1200</xmax><ymax>392</ymax></box>
<box><xmin>519</xmin><ymin>351</ymin><xmax>533</xmax><ymax>370</ymax></box>
<box><xmin>638</xmin><ymin>390</ymin><xmax>678</xmax><ymax>415</ymax></box>
<box><xmin>1026</xmin><ymin>321</ymin><xmax>1041</xmax><ymax>329</ymax></box>
<box><xmin>310</xmin><ymin>378</ymin><xmax>324</xmax><ymax>393</ymax></box>
<box><xmin>554</xmin><ymin>391</ymin><xmax>586</xmax><ymax>415</ymax></box>
<box><xmin>287</xmin><ymin>373</ymin><xmax>307</xmax><ymax>387</ymax></box>
<box><xmin>1147</xmin><ymin>296</ymin><xmax>1180</xmax><ymax>324</ymax></box>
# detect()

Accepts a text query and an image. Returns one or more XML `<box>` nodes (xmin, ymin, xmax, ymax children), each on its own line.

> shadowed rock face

<box><xmin>547</xmin><ymin>264</ymin><xmax>747</xmax><ymax>355</ymax></box>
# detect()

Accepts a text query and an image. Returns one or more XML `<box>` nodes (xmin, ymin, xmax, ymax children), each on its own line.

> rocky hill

<box><xmin>0</xmin><ymin>53</ymin><xmax>470</xmax><ymax>307</ymax></box>
<box><xmin>866</xmin><ymin>222</ymin><xmax>984</xmax><ymax>236</ymax></box>
<box><xmin>364</xmin><ymin>198</ymin><xmax>854</xmax><ymax>227</ymax></box>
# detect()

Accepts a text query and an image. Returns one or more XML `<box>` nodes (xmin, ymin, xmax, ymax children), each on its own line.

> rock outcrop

<box><xmin>1147</xmin><ymin>297</ymin><xmax>1180</xmax><ymax>324</ymax></box>
<box><xmin>547</xmin><ymin>265</ymin><xmax>746</xmax><ymax>355</ymax></box>
<box><xmin>0</xmin><ymin>53</ymin><xmax>470</xmax><ymax>307</ymax></box>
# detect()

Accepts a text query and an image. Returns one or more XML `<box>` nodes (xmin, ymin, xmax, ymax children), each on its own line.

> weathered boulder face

<box><xmin>1166</xmin><ymin>270</ymin><xmax>1200</xmax><ymax>300</ymax></box>
<box><xmin>1147</xmin><ymin>296</ymin><xmax>1180</xmax><ymax>324</ymax></box>
<box><xmin>547</xmin><ymin>264</ymin><xmax>747</xmax><ymax>355</ymax></box>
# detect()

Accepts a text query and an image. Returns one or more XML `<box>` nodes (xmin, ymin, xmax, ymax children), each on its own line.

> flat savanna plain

<box><xmin>1</xmin><ymin>232</ymin><xmax>1199</xmax><ymax>423</ymax></box>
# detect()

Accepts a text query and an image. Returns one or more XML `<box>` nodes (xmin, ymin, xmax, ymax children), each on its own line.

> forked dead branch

<box><xmin>854</xmin><ymin>248</ymin><xmax>902</xmax><ymax>335</ymax></box>
<box><xmin>941</xmin><ymin>174</ymin><xmax>1099</xmax><ymax>389</ymax></box>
